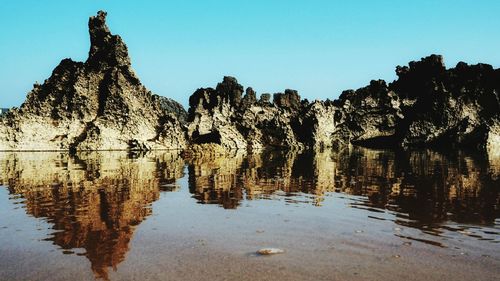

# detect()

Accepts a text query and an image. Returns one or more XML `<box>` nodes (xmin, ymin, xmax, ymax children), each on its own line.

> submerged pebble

<box><xmin>257</xmin><ymin>248</ymin><xmax>285</xmax><ymax>255</ymax></box>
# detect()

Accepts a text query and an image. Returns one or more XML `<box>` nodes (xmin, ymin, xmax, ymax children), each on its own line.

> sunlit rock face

<box><xmin>332</xmin><ymin>80</ymin><xmax>403</xmax><ymax>146</ymax></box>
<box><xmin>186</xmin><ymin>77</ymin><xmax>353</xmax><ymax>151</ymax></box>
<box><xmin>186</xmin><ymin>55</ymin><xmax>499</xmax><ymax>154</ymax></box>
<box><xmin>0</xmin><ymin>11</ymin><xmax>186</xmax><ymax>151</ymax></box>
<box><xmin>0</xmin><ymin>151</ymin><xmax>184</xmax><ymax>280</ymax></box>
<box><xmin>187</xmin><ymin>77</ymin><xmax>316</xmax><ymax>151</ymax></box>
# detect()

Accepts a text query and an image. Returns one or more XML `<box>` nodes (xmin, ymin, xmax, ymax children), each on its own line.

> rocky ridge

<box><xmin>0</xmin><ymin>11</ymin><xmax>498</xmax><ymax>156</ymax></box>
<box><xmin>187</xmin><ymin>55</ymin><xmax>500</xmax><ymax>156</ymax></box>
<box><xmin>0</xmin><ymin>11</ymin><xmax>186</xmax><ymax>151</ymax></box>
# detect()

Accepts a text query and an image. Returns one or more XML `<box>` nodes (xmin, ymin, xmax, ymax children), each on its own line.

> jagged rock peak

<box><xmin>185</xmin><ymin>55</ymin><xmax>500</xmax><ymax>155</ymax></box>
<box><xmin>273</xmin><ymin>89</ymin><xmax>301</xmax><ymax>111</ymax></box>
<box><xmin>391</xmin><ymin>54</ymin><xmax>447</xmax><ymax>99</ymax></box>
<box><xmin>215</xmin><ymin>76</ymin><xmax>244</xmax><ymax>106</ymax></box>
<box><xmin>87</xmin><ymin>10</ymin><xmax>131</xmax><ymax>69</ymax></box>
<box><xmin>186</xmin><ymin>76</ymin><xmax>332</xmax><ymax>151</ymax></box>
<box><xmin>0</xmin><ymin>10</ymin><xmax>187</xmax><ymax>151</ymax></box>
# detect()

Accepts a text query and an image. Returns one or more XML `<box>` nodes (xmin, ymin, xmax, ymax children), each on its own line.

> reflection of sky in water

<box><xmin>0</xmin><ymin>148</ymin><xmax>498</xmax><ymax>280</ymax></box>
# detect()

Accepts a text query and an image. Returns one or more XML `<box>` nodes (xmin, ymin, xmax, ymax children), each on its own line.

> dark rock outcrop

<box><xmin>187</xmin><ymin>76</ymin><xmax>313</xmax><ymax>151</ymax></box>
<box><xmin>1</xmin><ymin>11</ymin><xmax>497</xmax><ymax>155</ymax></box>
<box><xmin>390</xmin><ymin>55</ymin><xmax>499</xmax><ymax>151</ymax></box>
<box><xmin>186</xmin><ymin>55</ymin><xmax>499</xmax><ymax>155</ymax></box>
<box><xmin>0</xmin><ymin>108</ymin><xmax>9</xmax><ymax>116</ymax></box>
<box><xmin>320</xmin><ymin>56</ymin><xmax>498</xmax><ymax>155</ymax></box>
<box><xmin>157</xmin><ymin>96</ymin><xmax>187</xmax><ymax>124</ymax></box>
<box><xmin>331</xmin><ymin>80</ymin><xmax>403</xmax><ymax>147</ymax></box>
<box><xmin>0</xmin><ymin>11</ymin><xmax>186</xmax><ymax>151</ymax></box>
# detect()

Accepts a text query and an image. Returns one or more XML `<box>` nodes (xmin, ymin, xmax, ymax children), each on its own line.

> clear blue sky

<box><xmin>1</xmin><ymin>0</ymin><xmax>499</xmax><ymax>108</ymax></box>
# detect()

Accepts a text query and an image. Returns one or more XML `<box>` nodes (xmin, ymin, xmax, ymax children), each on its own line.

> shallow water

<box><xmin>0</xmin><ymin>148</ymin><xmax>498</xmax><ymax>280</ymax></box>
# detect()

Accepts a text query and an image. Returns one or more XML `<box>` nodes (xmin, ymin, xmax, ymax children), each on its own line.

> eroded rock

<box><xmin>187</xmin><ymin>76</ymin><xmax>308</xmax><ymax>151</ymax></box>
<box><xmin>185</xmin><ymin>55</ymin><xmax>499</xmax><ymax>155</ymax></box>
<box><xmin>390</xmin><ymin>55</ymin><xmax>500</xmax><ymax>150</ymax></box>
<box><xmin>1</xmin><ymin>13</ymin><xmax>498</xmax><ymax>156</ymax></box>
<box><xmin>0</xmin><ymin>11</ymin><xmax>186</xmax><ymax>151</ymax></box>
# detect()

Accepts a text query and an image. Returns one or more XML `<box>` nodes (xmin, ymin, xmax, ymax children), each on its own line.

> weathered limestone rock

<box><xmin>186</xmin><ymin>55</ymin><xmax>499</xmax><ymax>154</ymax></box>
<box><xmin>1</xmin><ymin>14</ymin><xmax>497</xmax><ymax>156</ymax></box>
<box><xmin>332</xmin><ymin>80</ymin><xmax>404</xmax><ymax>146</ymax></box>
<box><xmin>186</xmin><ymin>77</ymin><xmax>404</xmax><ymax>152</ymax></box>
<box><xmin>486</xmin><ymin>123</ymin><xmax>500</xmax><ymax>159</ymax></box>
<box><xmin>0</xmin><ymin>11</ymin><xmax>186</xmax><ymax>151</ymax></box>
<box><xmin>187</xmin><ymin>76</ymin><xmax>307</xmax><ymax>151</ymax></box>
<box><xmin>390</xmin><ymin>55</ymin><xmax>500</xmax><ymax>150</ymax></box>
<box><xmin>300</xmin><ymin>100</ymin><xmax>339</xmax><ymax>149</ymax></box>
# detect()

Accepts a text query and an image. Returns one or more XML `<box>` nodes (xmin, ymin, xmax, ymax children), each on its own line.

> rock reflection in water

<box><xmin>0</xmin><ymin>151</ymin><xmax>184</xmax><ymax>280</ymax></box>
<box><xmin>187</xmin><ymin>147</ymin><xmax>499</xmax><ymax>227</ymax></box>
<box><xmin>335</xmin><ymin>148</ymin><xmax>499</xmax><ymax>226</ymax></box>
<box><xmin>0</xmin><ymin>147</ymin><xmax>498</xmax><ymax>279</ymax></box>
<box><xmin>187</xmin><ymin>149</ymin><xmax>337</xmax><ymax>208</ymax></box>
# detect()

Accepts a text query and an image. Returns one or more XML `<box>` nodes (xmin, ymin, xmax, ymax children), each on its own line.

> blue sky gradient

<box><xmin>1</xmin><ymin>0</ymin><xmax>499</xmax><ymax>108</ymax></box>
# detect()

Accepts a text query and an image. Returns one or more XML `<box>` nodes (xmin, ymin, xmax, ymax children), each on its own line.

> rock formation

<box><xmin>0</xmin><ymin>11</ymin><xmax>186</xmax><ymax>151</ymax></box>
<box><xmin>391</xmin><ymin>56</ymin><xmax>500</xmax><ymax>151</ymax></box>
<box><xmin>186</xmin><ymin>55</ymin><xmax>500</xmax><ymax>155</ymax></box>
<box><xmin>158</xmin><ymin>96</ymin><xmax>188</xmax><ymax>124</ymax></box>
<box><xmin>187</xmin><ymin>76</ymin><xmax>314</xmax><ymax>151</ymax></box>
<box><xmin>0</xmin><ymin>10</ymin><xmax>497</xmax><ymax>155</ymax></box>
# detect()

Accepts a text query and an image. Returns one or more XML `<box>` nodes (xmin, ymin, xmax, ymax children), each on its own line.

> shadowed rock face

<box><xmin>0</xmin><ymin>11</ymin><xmax>186</xmax><ymax>151</ymax></box>
<box><xmin>335</xmin><ymin>55</ymin><xmax>500</xmax><ymax>152</ymax></box>
<box><xmin>187</xmin><ymin>76</ymin><xmax>315</xmax><ymax>151</ymax></box>
<box><xmin>0</xmin><ymin>11</ymin><xmax>497</xmax><ymax>155</ymax></box>
<box><xmin>391</xmin><ymin>55</ymin><xmax>500</xmax><ymax>151</ymax></box>
<box><xmin>187</xmin><ymin>55</ymin><xmax>500</xmax><ymax>155</ymax></box>
<box><xmin>332</xmin><ymin>80</ymin><xmax>403</xmax><ymax>146</ymax></box>
<box><xmin>158</xmin><ymin>96</ymin><xmax>188</xmax><ymax>125</ymax></box>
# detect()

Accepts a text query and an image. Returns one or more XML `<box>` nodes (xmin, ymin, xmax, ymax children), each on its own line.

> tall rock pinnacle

<box><xmin>87</xmin><ymin>10</ymin><xmax>131</xmax><ymax>69</ymax></box>
<box><xmin>0</xmin><ymin>11</ymin><xmax>186</xmax><ymax>151</ymax></box>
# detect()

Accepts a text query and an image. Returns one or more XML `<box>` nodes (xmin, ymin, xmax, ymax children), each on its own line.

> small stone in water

<box><xmin>257</xmin><ymin>248</ymin><xmax>285</xmax><ymax>255</ymax></box>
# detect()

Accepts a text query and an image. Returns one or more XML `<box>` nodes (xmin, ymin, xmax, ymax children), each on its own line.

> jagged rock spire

<box><xmin>0</xmin><ymin>10</ymin><xmax>187</xmax><ymax>151</ymax></box>
<box><xmin>87</xmin><ymin>10</ymin><xmax>131</xmax><ymax>69</ymax></box>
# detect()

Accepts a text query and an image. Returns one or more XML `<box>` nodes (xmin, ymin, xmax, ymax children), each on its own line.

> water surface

<box><xmin>0</xmin><ymin>148</ymin><xmax>498</xmax><ymax>280</ymax></box>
